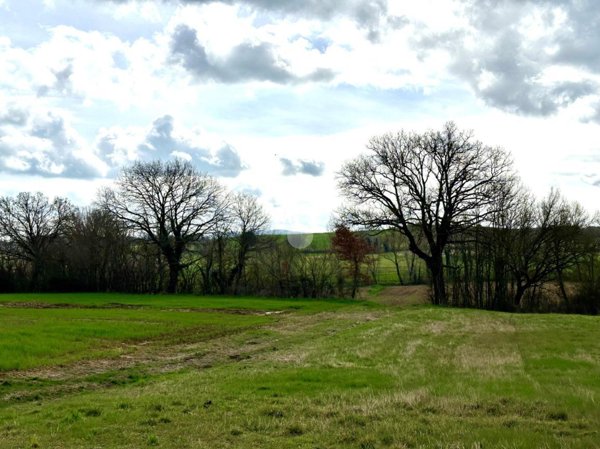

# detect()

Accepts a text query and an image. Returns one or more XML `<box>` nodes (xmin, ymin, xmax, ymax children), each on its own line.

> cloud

<box><xmin>37</xmin><ymin>63</ymin><xmax>74</xmax><ymax>97</ymax></box>
<box><xmin>238</xmin><ymin>186</ymin><xmax>262</xmax><ymax>197</ymax></box>
<box><xmin>280</xmin><ymin>157</ymin><xmax>325</xmax><ymax>176</ymax></box>
<box><xmin>0</xmin><ymin>25</ymin><xmax>173</xmax><ymax>109</ymax></box>
<box><xmin>0</xmin><ymin>104</ymin><xmax>29</xmax><ymax>126</ymax></box>
<box><xmin>0</xmin><ymin>107</ymin><xmax>244</xmax><ymax>180</ymax></box>
<box><xmin>0</xmin><ymin>106</ymin><xmax>108</xmax><ymax>178</ymax></box>
<box><xmin>413</xmin><ymin>0</ymin><xmax>600</xmax><ymax>117</ymax></box>
<box><xmin>169</xmin><ymin>24</ymin><xmax>334</xmax><ymax>83</ymax></box>
<box><xmin>102</xmin><ymin>0</ymin><xmax>391</xmax><ymax>35</ymax></box>
<box><xmin>211</xmin><ymin>144</ymin><xmax>245</xmax><ymax>177</ymax></box>
<box><xmin>584</xmin><ymin>102</ymin><xmax>600</xmax><ymax>124</ymax></box>
<box><xmin>97</xmin><ymin>115</ymin><xmax>247</xmax><ymax>177</ymax></box>
<box><xmin>537</xmin><ymin>0</ymin><xmax>600</xmax><ymax>73</ymax></box>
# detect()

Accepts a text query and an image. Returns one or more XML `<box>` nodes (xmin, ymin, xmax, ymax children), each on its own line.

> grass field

<box><xmin>0</xmin><ymin>291</ymin><xmax>599</xmax><ymax>448</ymax></box>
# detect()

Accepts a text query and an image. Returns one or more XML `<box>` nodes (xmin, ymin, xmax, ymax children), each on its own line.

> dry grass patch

<box><xmin>454</xmin><ymin>344</ymin><xmax>523</xmax><ymax>377</ymax></box>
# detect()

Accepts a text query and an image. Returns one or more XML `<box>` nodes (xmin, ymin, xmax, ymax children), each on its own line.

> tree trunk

<box><xmin>31</xmin><ymin>257</ymin><xmax>43</xmax><ymax>292</ymax></box>
<box><xmin>393</xmin><ymin>252</ymin><xmax>404</xmax><ymax>285</ymax></box>
<box><xmin>429</xmin><ymin>258</ymin><xmax>447</xmax><ymax>305</ymax></box>
<box><xmin>351</xmin><ymin>261</ymin><xmax>360</xmax><ymax>299</ymax></box>
<box><xmin>167</xmin><ymin>262</ymin><xmax>180</xmax><ymax>294</ymax></box>
<box><xmin>514</xmin><ymin>283</ymin><xmax>527</xmax><ymax>308</ymax></box>
<box><xmin>557</xmin><ymin>268</ymin><xmax>569</xmax><ymax>307</ymax></box>
<box><xmin>231</xmin><ymin>260</ymin><xmax>245</xmax><ymax>295</ymax></box>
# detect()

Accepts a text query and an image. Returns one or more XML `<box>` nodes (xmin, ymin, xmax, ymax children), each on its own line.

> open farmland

<box><xmin>0</xmin><ymin>291</ymin><xmax>599</xmax><ymax>448</ymax></box>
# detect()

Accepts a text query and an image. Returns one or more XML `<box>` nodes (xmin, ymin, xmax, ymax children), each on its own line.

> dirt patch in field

<box><xmin>164</xmin><ymin>308</ymin><xmax>286</xmax><ymax>316</ymax></box>
<box><xmin>1</xmin><ymin>301</ymin><xmax>79</xmax><ymax>309</ymax></box>
<box><xmin>0</xmin><ymin>301</ymin><xmax>284</xmax><ymax>316</ymax></box>
<box><xmin>0</xmin><ymin>301</ymin><xmax>148</xmax><ymax>310</ymax></box>
<box><xmin>0</xmin><ymin>307</ymin><xmax>315</xmax><ymax>403</ymax></box>
<box><xmin>0</xmin><ymin>304</ymin><xmax>381</xmax><ymax>404</ymax></box>
<box><xmin>369</xmin><ymin>285</ymin><xmax>430</xmax><ymax>307</ymax></box>
<box><xmin>0</xmin><ymin>325</ymin><xmax>273</xmax><ymax>402</ymax></box>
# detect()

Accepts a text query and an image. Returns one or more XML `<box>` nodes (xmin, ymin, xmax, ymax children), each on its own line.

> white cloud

<box><xmin>411</xmin><ymin>0</ymin><xmax>600</xmax><ymax>118</ymax></box>
<box><xmin>2</xmin><ymin>0</ymin><xmax>600</xmax><ymax>230</ymax></box>
<box><xmin>0</xmin><ymin>101</ymin><xmax>109</xmax><ymax>178</ymax></box>
<box><xmin>112</xmin><ymin>1</ymin><xmax>162</xmax><ymax>23</ymax></box>
<box><xmin>96</xmin><ymin>115</ymin><xmax>247</xmax><ymax>177</ymax></box>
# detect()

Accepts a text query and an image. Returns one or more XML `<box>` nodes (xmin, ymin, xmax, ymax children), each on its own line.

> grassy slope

<box><xmin>0</xmin><ymin>308</ymin><xmax>273</xmax><ymax>371</ymax></box>
<box><xmin>0</xmin><ymin>294</ymin><xmax>370</xmax><ymax>372</ymax></box>
<box><xmin>0</xmin><ymin>293</ymin><xmax>599</xmax><ymax>448</ymax></box>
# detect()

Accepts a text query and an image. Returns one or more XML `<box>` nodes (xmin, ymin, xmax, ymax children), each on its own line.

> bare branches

<box><xmin>337</xmin><ymin>121</ymin><xmax>515</xmax><ymax>304</ymax></box>
<box><xmin>502</xmin><ymin>188</ymin><xmax>594</xmax><ymax>305</ymax></box>
<box><xmin>99</xmin><ymin>159</ymin><xmax>226</xmax><ymax>293</ymax></box>
<box><xmin>0</xmin><ymin>192</ymin><xmax>75</xmax><ymax>288</ymax></box>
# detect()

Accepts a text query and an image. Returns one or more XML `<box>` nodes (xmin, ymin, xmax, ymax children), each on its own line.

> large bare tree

<box><xmin>338</xmin><ymin>122</ymin><xmax>513</xmax><ymax>304</ymax></box>
<box><xmin>100</xmin><ymin>159</ymin><xmax>226</xmax><ymax>293</ymax></box>
<box><xmin>0</xmin><ymin>192</ymin><xmax>74</xmax><ymax>289</ymax></box>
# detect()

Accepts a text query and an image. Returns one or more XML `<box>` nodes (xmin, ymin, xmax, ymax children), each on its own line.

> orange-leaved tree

<box><xmin>331</xmin><ymin>225</ymin><xmax>372</xmax><ymax>298</ymax></box>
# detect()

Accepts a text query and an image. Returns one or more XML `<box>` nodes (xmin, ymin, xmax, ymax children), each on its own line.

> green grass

<box><xmin>0</xmin><ymin>294</ymin><xmax>372</xmax><ymax>372</ymax></box>
<box><xmin>0</xmin><ymin>292</ymin><xmax>366</xmax><ymax>312</ymax></box>
<box><xmin>0</xmin><ymin>307</ymin><xmax>271</xmax><ymax>371</ymax></box>
<box><xmin>373</xmin><ymin>253</ymin><xmax>427</xmax><ymax>284</ymax></box>
<box><xmin>272</xmin><ymin>232</ymin><xmax>332</xmax><ymax>252</ymax></box>
<box><xmin>307</xmin><ymin>232</ymin><xmax>333</xmax><ymax>251</ymax></box>
<box><xmin>0</xmin><ymin>292</ymin><xmax>599</xmax><ymax>448</ymax></box>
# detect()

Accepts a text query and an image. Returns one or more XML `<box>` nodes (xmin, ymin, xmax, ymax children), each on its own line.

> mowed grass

<box><xmin>0</xmin><ymin>308</ymin><xmax>272</xmax><ymax>371</ymax></box>
<box><xmin>0</xmin><ymin>294</ymin><xmax>368</xmax><ymax>372</ymax></box>
<box><xmin>0</xmin><ymin>292</ymin><xmax>362</xmax><ymax>312</ymax></box>
<box><xmin>0</xmin><ymin>292</ymin><xmax>599</xmax><ymax>448</ymax></box>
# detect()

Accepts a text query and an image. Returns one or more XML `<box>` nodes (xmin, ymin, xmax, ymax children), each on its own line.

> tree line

<box><xmin>1</xmin><ymin>123</ymin><xmax>599</xmax><ymax>314</ymax></box>
<box><xmin>0</xmin><ymin>160</ymin><xmax>347</xmax><ymax>298</ymax></box>
<box><xmin>337</xmin><ymin>121</ymin><xmax>600</xmax><ymax>314</ymax></box>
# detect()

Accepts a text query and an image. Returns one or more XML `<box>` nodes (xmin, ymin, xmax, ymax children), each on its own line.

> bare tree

<box><xmin>197</xmin><ymin>192</ymin><xmax>270</xmax><ymax>295</ymax></box>
<box><xmin>504</xmin><ymin>188</ymin><xmax>592</xmax><ymax>307</ymax></box>
<box><xmin>0</xmin><ymin>192</ymin><xmax>74</xmax><ymax>289</ymax></box>
<box><xmin>338</xmin><ymin>122</ymin><xmax>513</xmax><ymax>304</ymax></box>
<box><xmin>99</xmin><ymin>159</ymin><xmax>226</xmax><ymax>293</ymax></box>
<box><xmin>228</xmin><ymin>192</ymin><xmax>270</xmax><ymax>294</ymax></box>
<box><xmin>68</xmin><ymin>207</ymin><xmax>131</xmax><ymax>291</ymax></box>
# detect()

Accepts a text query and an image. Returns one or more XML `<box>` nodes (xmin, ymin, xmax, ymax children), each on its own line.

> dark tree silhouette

<box><xmin>338</xmin><ymin>122</ymin><xmax>513</xmax><ymax>304</ymax></box>
<box><xmin>331</xmin><ymin>225</ymin><xmax>372</xmax><ymax>298</ymax></box>
<box><xmin>504</xmin><ymin>188</ymin><xmax>592</xmax><ymax>307</ymax></box>
<box><xmin>99</xmin><ymin>159</ymin><xmax>226</xmax><ymax>293</ymax></box>
<box><xmin>68</xmin><ymin>207</ymin><xmax>131</xmax><ymax>291</ymax></box>
<box><xmin>0</xmin><ymin>192</ymin><xmax>74</xmax><ymax>289</ymax></box>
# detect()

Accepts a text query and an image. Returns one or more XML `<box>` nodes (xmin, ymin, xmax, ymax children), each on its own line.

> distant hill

<box><xmin>265</xmin><ymin>231</ymin><xmax>334</xmax><ymax>252</ymax></box>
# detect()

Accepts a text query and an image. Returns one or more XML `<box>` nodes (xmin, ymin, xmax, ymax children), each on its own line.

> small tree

<box><xmin>331</xmin><ymin>225</ymin><xmax>372</xmax><ymax>298</ymax></box>
<box><xmin>228</xmin><ymin>192</ymin><xmax>270</xmax><ymax>294</ymax></box>
<box><xmin>99</xmin><ymin>159</ymin><xmax>226</xmax><ymax>293</ymax></box>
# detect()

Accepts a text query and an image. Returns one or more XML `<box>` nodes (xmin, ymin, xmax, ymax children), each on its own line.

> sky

<box><xmin>1</xmin><ymin>0</ymin><xmax>599</xmax><ymax>232</ymax></box>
